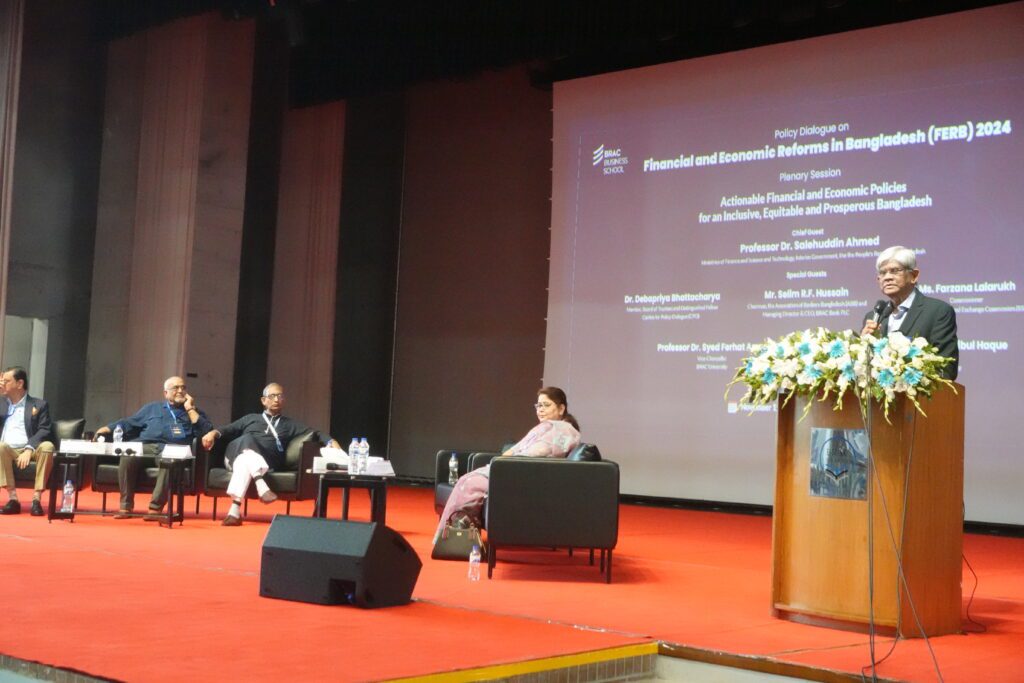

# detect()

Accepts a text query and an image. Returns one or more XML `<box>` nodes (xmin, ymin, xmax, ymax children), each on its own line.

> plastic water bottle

<box><xmin>348</xmin><ymin>438</ymin><xmax>360</xmax><ymax>473</ymax></box>
<box><xmin>358</xmin><ymin>437</ymin><xmax>369</xmax><ymax>475</ymax></box>
<box><xmin>468</xmin><ymin>544</ymin><xmax>482</xmax><ymax>581</ymax></box>
<box><xmin>113</xmin><ymin>423</ymin><xmax>123</xmax><ymax>443</ymax></box>
<box><xmin>448</xmin><ymin>453</ymin><xmax>459</xmax><ymax>485</ymax></box>
<box><xmin>60</xmin><ymin>479</ymin><xmax>75</xmax><ymax>513</ymax></box>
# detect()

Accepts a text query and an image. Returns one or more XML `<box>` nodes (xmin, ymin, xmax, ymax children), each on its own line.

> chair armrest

<box><xmin>469</xmin><ymin>452</ymin><xmax>499</xmax><ymax>470</ymax></box>
<box><xmin>486</xmin><ymin>458</ymin><xmax>619</xmax><ymax>549</ymax></box>
<box><xmin>297</xmin><ymin>441</ymin><xmax>320</xmax><ymax>500</ymax></box>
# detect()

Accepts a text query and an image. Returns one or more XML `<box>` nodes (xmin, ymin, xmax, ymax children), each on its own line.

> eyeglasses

<box><xmin>167</xmin><ymin>384</ymin><xmax>187</xmax><ymax>391</ymax></box>
<box><xmin>534</xmin><ymin>402</ymin><xmax>556</xmax><ymax>410</ymax></box>
<box><xmin>877</xmin><ymin>267</ymin><xmax>909</xmax><ymax>278</ymax></box>
<box><xmin>265</xmin><ymin>393</ymin><xmax>284</xmax><ymax>400</ymax></box>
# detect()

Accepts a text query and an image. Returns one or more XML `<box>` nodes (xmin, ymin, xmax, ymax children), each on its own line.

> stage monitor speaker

<box><xmin>260</xmin><ymin>515</ymin><xmax>421</xmax><ymax>608</ymax></box>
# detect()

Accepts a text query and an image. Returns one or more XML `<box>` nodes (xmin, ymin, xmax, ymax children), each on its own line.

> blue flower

<box><xmin>828</xmin><ymin>340</ymin><xmax>846</xmax><ymax>358</ymax></box>
<box><xmin>763</xmin><ymin>368</ymin><xmax>777</xmax><ymax>384</ymax></box>
<box><xmin>805</xmin><ymin>365</ymin><xmax>823</xmax><ymax>380</ymax></box>
<box><xmin>873</xmin><ymin>338</ymin><xmax>889</xmax><ymax>354</ymax></box>
<box><xmin>903</xmin><ymin>368</ymin><xmax>923</xmax><ymax>386</ymax></box>
<box><xmin>905</xmin><ymin>346</ymin><xmax>920</xmax><ymax>359</ymax></box>
<box><xmin>841</xmin><ymin>362</ymin><xmax>856</xmax><ymax>381</ymax></box>
<box><xmin>797</xmin><ymin>341</ymin><xmax>812</xmax><ymax>356</ymax></box>
<box><xmin>776</xmin><ymin>344</ymin><xmax>787</xmax><ymax>357</ymax></box>
<box><xmin>877</xmin><ymin>369</ymin><xmax>895</xmax><ymax>387</ymax></box>
<box><xmin>745</xmin><ymin>359</ymin><xmax>755</xmax><ymax>376</ymax></box>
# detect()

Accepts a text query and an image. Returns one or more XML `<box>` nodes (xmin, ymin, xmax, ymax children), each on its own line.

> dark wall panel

<box><xmin>388</xmin><ymin>67</ymin><xmax>552</xmax><ymax>478</ymax></box>
<box><xmin>232</xmin><ymin>17</ymin><xmax>288</xmax><ymax>418</ymax></box>
<box><xmin>8</xmin><ymin>0</ymin><xmax>103</xmax><ymax>419</ymax></box>
<box><xmin>330</xmin><ymin>93</ymin><xmax>405</xmax><ymax>451</ymax></box>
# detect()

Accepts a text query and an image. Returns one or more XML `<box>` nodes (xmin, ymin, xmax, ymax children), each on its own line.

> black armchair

<box><xmin>14</xmin><ymin>418</ymin><xmax>87</xmax><ymax>489</ymax></box>
<box><xmin>202</xmin><ymin>430</ymin><xmax>320</xmax><ymax>519</ymax></box>
<box><xmin>484</xmin><ymin>448</ymin><xmax>619</xmax><ymax>582</ymax></box>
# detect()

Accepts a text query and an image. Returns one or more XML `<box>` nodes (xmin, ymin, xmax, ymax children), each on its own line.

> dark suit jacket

<box><xmin>864</xmin><ymin>289</ymin><xmax>959</xmax><ymax>380</ymax></box>
<box><xmin>0</xmin><ymin>394</ymin><xmax>54</xmax><ymax>450</ymax></box>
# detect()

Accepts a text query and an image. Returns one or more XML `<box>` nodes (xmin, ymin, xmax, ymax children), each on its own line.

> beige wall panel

<box><xmin>121</xmin><ymin>16</ymin><xmax>207</xmax><ymax>411</ymax></box>
<box><xmin>185</xmin><ymin>17</ymin><xmax>254</xmax><ymax>424</ymax></box>
<box><xmin>266</xmin><ymin>102</ymin><xmax>345</xmax><ymax>431</ymax></box>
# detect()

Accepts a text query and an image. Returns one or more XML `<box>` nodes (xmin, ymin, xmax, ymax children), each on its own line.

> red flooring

<box><xmin>2</xmin><ymin>487</ymin><xmax>1022</xmax><ymax>682</ymax></box>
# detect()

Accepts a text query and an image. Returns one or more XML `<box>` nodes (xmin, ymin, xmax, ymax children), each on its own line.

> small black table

<box><xmin>312</xmin><ymin>472</ymin><xmax>388</xmax><ymax>525</ymax></box>
<box><xmin>47</xmin><ymin>452</ymin><xmax>83</xmax><ymax>522</ymax></box>
<box><xmin>156</xmin><ymin>458</ymin><xmax>190</xmax><ymax>528</ymax></box>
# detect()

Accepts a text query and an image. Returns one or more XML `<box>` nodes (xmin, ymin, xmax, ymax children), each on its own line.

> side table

<box><xmin>313</xmin><ymin>473</ymin><xmax>388</xmax><ymax>525</ymax></box>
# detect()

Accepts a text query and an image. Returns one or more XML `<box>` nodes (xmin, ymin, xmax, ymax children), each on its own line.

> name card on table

<box><xmin>161</xmin><ymin>444</ymin><xmax>194</xmax><ymax>459</ymax></box>
<box><xmin>60</xmin><ymin>440</ymin><xmax>146</xmax><ymax>456</ymax></box>
<box><xmin>314</xmin><ymin>447</ymin><xmax>350</xmax><ymax>473</ymax></box>
<box><xmin>60</xmin><ymin>439</ymin><xmax>107</xmax><ymax>455</ymax></box>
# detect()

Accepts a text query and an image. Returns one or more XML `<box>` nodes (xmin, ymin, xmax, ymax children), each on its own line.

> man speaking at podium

<box><xmin>860</xmin><ymin>245</ymin><xmax>959</xmax><ymax>380</ymax></box>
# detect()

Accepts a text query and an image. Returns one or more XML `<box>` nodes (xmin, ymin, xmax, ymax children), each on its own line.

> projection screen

<box><xmin>546</xmin><ymin>3</ymin><xmax>1024</xmax><ymax>524</ymax></box>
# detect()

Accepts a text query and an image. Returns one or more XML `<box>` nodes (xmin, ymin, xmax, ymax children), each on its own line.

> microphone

<box><xmin>326</xmin><ymin>462</ymin><xmax>345</xmax><ymax>471</ymax></box>
<box><xmin>124</xmin><ymin>448</ymin><xmax>136</xmax><ymax>456</ymax></box>
<box><xmin>871</xmin><ymin>299</ymin><xmax>892</xmax><ymax>323</ymax></box>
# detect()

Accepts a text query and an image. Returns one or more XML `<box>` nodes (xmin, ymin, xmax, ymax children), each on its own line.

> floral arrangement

<box><xmin>726</xmin><ymin>327</ymin><xmax>956</xmax><ymax>420</ymax></box>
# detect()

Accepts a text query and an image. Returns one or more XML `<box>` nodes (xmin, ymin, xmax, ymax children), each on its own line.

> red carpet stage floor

<box><xmin>2</xmin><ymin>487</ymin><xmax>1022</xmax><ymax>682</ymax></box>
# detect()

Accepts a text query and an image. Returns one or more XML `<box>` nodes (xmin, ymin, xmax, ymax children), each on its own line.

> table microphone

<box><xmin>326</xmin><ymin>462</ymin><xmax>345</xmax><ymax>471</ymax></box>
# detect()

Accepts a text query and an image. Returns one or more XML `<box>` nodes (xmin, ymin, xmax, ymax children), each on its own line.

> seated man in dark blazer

<box><xmin>861</xmin><ymin>245</ymin><xmax>959</xmax><ymax>380</ymax></box>
<box><xmin>201</xmin><ymin>382</ymin><xmax>339</xmax><ymax>527</ymax></box>
<box><xmin>0</xmin><ymin>367</ymin><xmax>55</xmax><ymax>516</ymax></box>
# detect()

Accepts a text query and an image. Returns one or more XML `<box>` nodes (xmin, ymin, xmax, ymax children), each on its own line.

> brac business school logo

<box><xmin>592</xmin><ymin>144</ymin><xmax>629</xmax><ymax>175</ymax></box>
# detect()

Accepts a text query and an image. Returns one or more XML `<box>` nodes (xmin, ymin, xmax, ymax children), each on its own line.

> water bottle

<box><xmin>468</xmin><ymin>544</ymin><xmax>482</xmax><ymax>581</ymax></box>
<box><xmin>60</xmin><ymin>479</ymin><xmax>75</xmax><ymax>513</ymax></box>
<box><xmin>448</xmin><ymin>453</ymin><xmax>459</xmax><ymax>485</ymax></box>
<box><xmin>358</xmin><ymin>437</ymin><xmax>369</xmax><ymax>475</ymax></box>
<box><xmin>113</xmin><ymin>423</ymin><xmax>123</xmax><ymax>443</ymax></box>
<box><xmin>348</xmin><ymin>438</ymin><xmax>360</xmax><ymax>473</ymax></box>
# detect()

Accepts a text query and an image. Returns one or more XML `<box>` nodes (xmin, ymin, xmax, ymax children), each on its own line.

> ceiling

<box><xmin>98</xmin><ymin>0</ymin><xmax>1014</xmax><ymax>105</ymax></box>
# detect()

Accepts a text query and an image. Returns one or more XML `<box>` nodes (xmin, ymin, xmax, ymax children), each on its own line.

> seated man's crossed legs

<box><xmin>221</xmin><ymin>434</ymin><xmax>278</xmax><ymax>527</ymax></box>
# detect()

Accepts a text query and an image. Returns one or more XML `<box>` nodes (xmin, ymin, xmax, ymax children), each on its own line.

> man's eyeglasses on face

<box><xmin>877</xmin><ymin>267</ymin><xmax>908</xmax><ymax>278</ymax></box>
<box><xmin>168</xmin><ymin>384</ymin><xmax>187</xmax><ymax>391</ymax></box>
<box><xmin>265</xmin><ymin>393</ymin><xmax>284</xmax><ymax>400</ymax></box>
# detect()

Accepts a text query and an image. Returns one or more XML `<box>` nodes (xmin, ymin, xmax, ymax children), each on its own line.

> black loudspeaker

<box><xmin>260</xmin><ymin>515</ymin><xmax>422</xmax><ymax>608</ymax></box>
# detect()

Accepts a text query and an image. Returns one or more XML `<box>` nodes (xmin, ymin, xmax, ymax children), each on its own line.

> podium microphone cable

<box><xmin>861</xmin><ymin>402</ymin><xmax>945</xmax><ymax>682</ymax></box>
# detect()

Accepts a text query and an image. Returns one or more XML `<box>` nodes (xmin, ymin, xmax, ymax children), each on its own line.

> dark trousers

<box><xmin>117</xmin><ymin>445</ymin><xmax>168</xmax><ymax>511</ymax></box>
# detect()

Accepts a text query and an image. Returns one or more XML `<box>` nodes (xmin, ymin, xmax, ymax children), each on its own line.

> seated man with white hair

<box><xmin>201</xmin><ymin>383</ymin><xmax>339</xmax><ymax>526</ymax></box>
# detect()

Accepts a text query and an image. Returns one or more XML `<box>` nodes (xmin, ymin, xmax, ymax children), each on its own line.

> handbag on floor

<box><xmin>431</xmin><ymin>523</ymin><xmax>487</xmax><ymax>561</ymax></box>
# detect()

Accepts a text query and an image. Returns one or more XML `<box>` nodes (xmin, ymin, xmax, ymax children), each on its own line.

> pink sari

<box><xmin>433</xmin><ymin>420</ymin><xmax>581</xmax><ymax>543</ymax></box>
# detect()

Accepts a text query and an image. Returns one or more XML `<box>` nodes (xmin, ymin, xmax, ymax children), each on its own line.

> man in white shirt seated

<box><xmin>0</xmin><ymin>367</ymin><xmax>55</xmax><ymax>516</ymax></box>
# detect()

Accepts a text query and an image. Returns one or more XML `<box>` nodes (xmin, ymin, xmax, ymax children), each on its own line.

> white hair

<box><xmin>262</xmin><ymin>383</ymin><xmax>283</xmax><ymax>397</ymax></box>
<box><xmin>876</xmin><ymin>246</ymin><xmax>917</xmax><ymax>272</ymax></box>
<box><xmin>164</xmin><ymin>376</ymin><xmax>183</xmax><ymax>391</ymax></box>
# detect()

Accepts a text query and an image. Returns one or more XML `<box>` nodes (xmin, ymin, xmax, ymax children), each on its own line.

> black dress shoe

<box><xmin>0</xmin><ymin>500</ymin><xmax>21</xmax><ymax>515</ymax></box>
<box><xmin>30</xmin><ymin>500</ymin><xmax>44</xmax><ymax>517</ymax></box>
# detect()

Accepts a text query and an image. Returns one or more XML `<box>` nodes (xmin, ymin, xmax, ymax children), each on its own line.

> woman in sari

<box><xmin>433</xmin><ymin>386</ymin><xmax>580</xmax><ymax>544</ymax></box>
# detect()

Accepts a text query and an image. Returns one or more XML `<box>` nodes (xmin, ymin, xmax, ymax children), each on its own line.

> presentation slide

<box><xmin>546</xmin><ymin>4</ymin><xmax>1024</xmax><ymax>524</ymax></box>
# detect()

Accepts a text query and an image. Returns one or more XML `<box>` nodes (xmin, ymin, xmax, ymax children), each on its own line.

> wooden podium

<box><xmin>771</xmin><ymin>384</ymin><xmax>964</xmax><ymax>637</ymax></box>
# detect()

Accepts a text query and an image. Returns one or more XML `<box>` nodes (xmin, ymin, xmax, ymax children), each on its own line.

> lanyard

<box><xmin>263</xmin><ymin>413</ymin><xmax>284</xmax><ymax>452</ymax></box>
<box><xmin>166</xmin><ymin>402</ymin><xmax>186</xmax><ymax>426</ymax></box>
